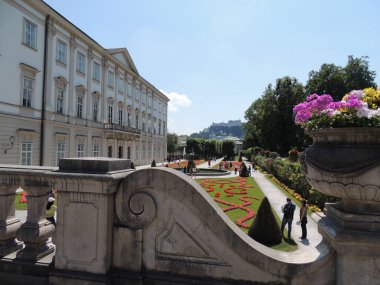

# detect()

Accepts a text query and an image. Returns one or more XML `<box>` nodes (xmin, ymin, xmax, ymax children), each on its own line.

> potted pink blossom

<box><xmin>293</xmin><ymin>88</ymin><xmax>380</xmax><ymax>219</ymax></box>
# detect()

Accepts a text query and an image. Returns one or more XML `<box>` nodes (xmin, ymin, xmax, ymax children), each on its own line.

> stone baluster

<box><xmin>0</xmin><ymin>184</ymin><xmax>23</xmax><ymax>257</ymax></box>
<box><xmin>16</xmin><ymin>184</ymin><xmax>55</xmax><ymax>261</ymax></box>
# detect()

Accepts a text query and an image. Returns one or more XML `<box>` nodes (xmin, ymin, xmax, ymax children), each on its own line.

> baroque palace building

<box><xmin>0</xmin><ymin>0</ymin><xmax>169</xmax><ymax>166</ymax></box>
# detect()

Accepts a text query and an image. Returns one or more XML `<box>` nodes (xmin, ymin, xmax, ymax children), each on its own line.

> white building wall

<box><xmin>0</xmin><ymin>0</ymin><xmax>169</xmax><ymax>166</ymax></box>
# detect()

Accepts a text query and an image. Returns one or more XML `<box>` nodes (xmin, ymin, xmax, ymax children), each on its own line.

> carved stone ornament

<box><xmin>304</xmin><ymin>128</ymin><xmax>380</xmax><ymax>214</ymax></box>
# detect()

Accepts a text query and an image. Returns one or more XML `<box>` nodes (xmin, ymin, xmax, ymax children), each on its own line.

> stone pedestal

<box><xmin>319</xmin><ymin>205</ymin><xmax>380</xmax><ymax>285</ymax></box>
<box><xmin>53</xmin><ymin>158</ymin><xmax>132</xmax><ymax>277</ymax></box>
<box><xmin>16</xmin><ymin>186</ymin><xmax>55</xmax><ymax>261</ymax></box>
<box><xmin>303</xmin><ymin>128</ymin><xmax>380</xmax><ymax>285</ymax></box>
<box><xmin>0</xmin><ymin>185</ymin><xmax>23</xmax><ymax>257</ymax></box>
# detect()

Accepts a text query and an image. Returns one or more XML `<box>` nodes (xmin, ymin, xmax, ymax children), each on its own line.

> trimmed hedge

<box><xmin>253</xmin><ymin>155</ymin><xmax>337</xmax><ymax>210</ymax></box>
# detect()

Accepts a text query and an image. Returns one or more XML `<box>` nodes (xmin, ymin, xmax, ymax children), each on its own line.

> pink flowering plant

<box><xmin>293</xmin><ymin>88</ymin><xmax>380</xmax><ymax>131</ymax></box>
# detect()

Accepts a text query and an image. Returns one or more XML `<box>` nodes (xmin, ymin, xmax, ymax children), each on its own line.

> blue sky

<box><xmin>45</xmin><ymin>0</ymin><xmax>380</xmax><ymax>135</ymax></box>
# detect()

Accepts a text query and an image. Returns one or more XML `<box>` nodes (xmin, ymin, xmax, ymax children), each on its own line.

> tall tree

<box><xmin>221</xmin><ymin>140</ymin><xmax>235</xmax><ymax>159</ymax></box>
<box><xmin>306</xmin><ymin>56</ymin><xmax>377</xmax><ymax>100</ymax></box>
<box><xmin>273</xmin><ymin>77</ymin><xmax>306</xmax><ymax>154</ymax></box>
<box><xmin>244</xmin><ymin>78</ymin><xmax>306</xmax><ymax>155</ymax></box>
<box><xmin>167</xmin><ymin>133</ymin><xmax>178</xmax><ymax>154</ymax></box>
<box><xmin>344</xmin><ymin>55</ymin><xmax>377</xmax><ymax>92</ymax></box>
<box><xmin>305</xmin><ymin>63</ymin><xmax>346</xmax><ymax>101</ymax></box>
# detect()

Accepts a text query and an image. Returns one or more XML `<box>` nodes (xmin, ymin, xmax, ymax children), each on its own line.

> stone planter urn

<box><xmin>302</xmin><ymin>127</ymin><xmax>380</xmax><ymax>285</ymax></box>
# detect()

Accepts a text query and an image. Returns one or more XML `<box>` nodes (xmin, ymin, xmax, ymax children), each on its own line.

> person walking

<box><xmin>299</xmin><ymin>200</ymin><xmax>308</xmax><ymax>239</ymax></box>
<box><xmin>281</xmin><ymin>198</ymin><xmax>295</xmax><ymax>239</ymax></box>
<box><xmin>46</xmin><ymin>197</ymin><xmax>57</xmax><ymax>226</ymax></box>
<box><xmin>234</xmin><ymin>164</ymin><xmax>238</xmax><ymax>174</ymax></box>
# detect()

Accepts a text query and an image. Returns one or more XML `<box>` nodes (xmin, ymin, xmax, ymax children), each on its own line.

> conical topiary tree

<box><xmin>151</xmin><ymin>160</ymin><xmax>156</xmax><ymax>167</ymax></box>
<box><xmin>130</xmin><ymin>161</ymin><xmax>135</xmax><ymax>169</ymax></box>
<box><xmin>239</xmin><ymin>162</ymin><xmax>249</xmax><ymax>177</ymax></box>
<box><xmin>248</xmin><ymin>197</ymin><xmax>282</xmax><ymax>245</ymax></box>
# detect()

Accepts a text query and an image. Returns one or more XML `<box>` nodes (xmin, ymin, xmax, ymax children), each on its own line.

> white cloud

<box><xmin>160</xmin><ymin>90</ymin><xmax>192</xmax><ymax>112</ymax></box>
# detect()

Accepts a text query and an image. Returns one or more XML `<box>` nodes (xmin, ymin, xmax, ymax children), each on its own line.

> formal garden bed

<box><xmin>14</xmin><ymin>191</ymin><xmax>28</xmax><ymax>210</ymax></box>
<box><xmin>196</xmin><ymin>176</ymin><xmax>297</xmax><ymax>251</ymax></box>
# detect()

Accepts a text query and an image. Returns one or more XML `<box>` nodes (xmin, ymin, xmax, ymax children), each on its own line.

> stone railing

<box><xmin>0</xmin><ymin>165</ymin><xmax>56</xmax><ymax>261</ymax></box>
<box><xmin>104</xmin><ymin>123</ymin><xmax>141</xmax><ymax>135</ymax></box>
<box><xmin>0</xmin><ymin>158</ymin><xmax>336</xmax><ymax>285</ymax></box>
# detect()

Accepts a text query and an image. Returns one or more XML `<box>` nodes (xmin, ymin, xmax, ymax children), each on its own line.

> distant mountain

<box><xmin>190</xmin><ymin>120</ymin><xmax>245</xmax><ymax>139</ymax></box>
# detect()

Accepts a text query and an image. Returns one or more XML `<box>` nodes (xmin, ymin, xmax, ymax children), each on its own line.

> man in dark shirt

<box><xmin>281</xmin><ymin>198</ymin><xmax>295</xmax><ymax>239</ymax></box>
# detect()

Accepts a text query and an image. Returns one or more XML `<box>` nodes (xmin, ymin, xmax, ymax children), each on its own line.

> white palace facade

<box><xmin>0</xmin><ymin>0</ymin><xmax>169</xmax><ymax>166</ymax></box>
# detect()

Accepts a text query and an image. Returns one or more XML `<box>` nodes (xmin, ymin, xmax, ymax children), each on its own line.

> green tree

<box><xmin>204</xmin><ymin>140</ymin><xmax>217</xmax><ymax>158</ymax></box>
<box><xmin>167</xmin><ymin>133</ymin><xmax>178</xmax><ymax>154</ymax></box>
<box><xmin>344</xmin><ymin>55</ymin><xmax>377</xmax><ymax>92</ymax></box>
<box><xmin>244</xmin><ymin>78</ymin><xmax>306</xmax><ymax>155</ymax></box>
<box><xmin>221</xmin><ymin>140</ymin><xmax>235</xmax><ymax>159</ymax></box>
<box><xmin>305</xmin><ymin>63</ymin><xmax>346</xmax><ymax>101</ymax></box>
<box><xmin>273</xmin><ymin>77</ymin><xmax>306</xmax><ymax>154</ymax></box>
<box><xmin>306</xmin><ymin>56</ymin><xmax>377</xmax><ymax>100</ymax></box>
<box><xmin>186</xmin><ymin>138</ymin><xmax>203</xmax><ymax>157</ymax></box>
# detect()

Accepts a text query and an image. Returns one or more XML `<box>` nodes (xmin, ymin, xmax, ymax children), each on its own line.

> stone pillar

<box><xmin>52</xmin><ymin>158</ymin><xmax>132</xmax><ymax>279</ymax></box>
<box><xmin>16</xmin><ymin>184</ymin><xmax>55</xmax><ymax>261</ymax></box>
<box><xmin>303</xmin><ymin>128</ymin><xmax>380</xmax><ymax>285</ymax></box>
<box><xmin>0</xmin><ymin>185</ymin><xmax>23</xmax><ymax>257</ymax></box>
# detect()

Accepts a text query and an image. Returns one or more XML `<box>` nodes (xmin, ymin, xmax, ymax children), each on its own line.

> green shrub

<box><xmin>288</xmin><ymin>148</ymin><xmax>299</xmax><ymax>162</ymax></box>
<box><xmin>151</xmin><ymin>160</ymin><xmax>156</xmax><ymax>167</ymax></box>
<box><xmin>253</xmin><ymin>151</ymin><xmax>336</xmax><ymax>210</ymax></box>
<box><xmin>130</xmin><ymin>161</ymin><xmax>135</xmax><ymax>169</ymax></box>
<box><xmin>248</xmin><ymin>197</ymin><xmax>282</xmax><ymax>245</ymax></box>
<box><xmin>270</xmin><ymin>152</ymin><xmax>280</xmax><ymax>159</ymax></box>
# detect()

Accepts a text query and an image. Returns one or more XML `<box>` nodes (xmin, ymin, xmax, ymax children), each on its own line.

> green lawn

<box><xmin>196</xmin><ymin>177</ymin><xmax>297</xmax><ymax>252</ymax></box>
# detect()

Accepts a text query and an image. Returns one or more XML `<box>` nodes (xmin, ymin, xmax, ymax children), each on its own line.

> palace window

<box><xmin>56</xmin><ymin>88</ymin><xmax>64</xmax><ymax>114</ymax></box>
<box><xmin>93</xmin><ymin>100</ymin><xmax>99</xmax><ymax>122</ymax></box>
<box><xmin>22</xmin><ymin>77</ymin><xmax>33</xmax><ymax>107</ymax></box>
<box><xmin>118</xmin><ymin>108</ymin><xmax>123</xmax><ymax>125</ymax></box>
<box><xmin>135</xmin><ymin>114</ymin><xmax>139</xmax><ymax>129</ymax></box>
<box><xmin>118</xmin><ymin>77</ymin><xmax>124</xmax><ymax>93</ymax></box>
<box><xmin>77</xmin><ymin>52</ymin><xmax>86</xmax><ymax>74</ymax></box>
<box><xmin>77</xmin><ymin>96</ymin><xmax>83</xmax><ymax>118</ymax></box>
<box><xmin>108</xmin><ymin>104</ymin><xmax>113</xmax><ymax>124</ymax></box>
<box><xmin>93</xmin><ymin>144</ymin><xmax>99</xmax><ymax>157</ymax></box>
<box><xmin>21</xmin><ymin>141</ymin><xmax>32</xmax><ymax>165</ymax></box>
<box><xmin>23</xmin><ymin>19</ymin><xmax>37</xmax><ymax>49</ymax></box>
<box><xmin>108</xmin><ymin>70</ymin><xmax>114</xmax><ymax>88</ymax></box>
<box><xmin>57</xmin><ymin>40</ymin><xmax>67</xmax><ymax>64</ymax></box>
<box><xmin>56</xmin><ymin>142</ymin><xmax>65</xmax><ymax>166</ymax></box>
<box><xmin>93</xmin><ymin>62</ymin><xmax>101</xmax><ymax>81</ymax></box>
<box><xmin>118</xmin><ymin>146</ymin><xmax>123</xmax><ymax>158</ymax></box>
<box><xmin>77</xmin><ymin>144</ymin><xmax>84</xmax><ymax>157</ymax></box>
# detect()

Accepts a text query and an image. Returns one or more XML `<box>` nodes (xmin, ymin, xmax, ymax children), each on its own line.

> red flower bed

<box><xmin>198</xmin><ymin>177</ymin><xmax>260</xmax><ymax>229</ymax></box>
<box><xmin>166</xmin><ymin>160</ymin><xmax>205</xmax><ymax>169</ymax></box>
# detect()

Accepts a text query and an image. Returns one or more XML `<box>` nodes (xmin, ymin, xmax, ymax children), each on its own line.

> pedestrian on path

<box><xmin>248</xmin><ymin>165</ymin><xmax>251</xmax><ymax>176</ymax></box>
<box><xmin>190</xmin><ymin>167</ymin><xmax>197</xmax><ymax>179</ymax></box>
<box><xmin>281</xmin><ymin>198</ymin><xmax>295</xmax><ymax>239</ymax></box>
<box><xmin>299</xmin><ymin>200</ymin><xmax>308</xmax><ymax>240</ymax></box>
<box><xmin>46</xmin><ymin>197</ymin><xmax>57</xmax><ymax>226</ymax></box>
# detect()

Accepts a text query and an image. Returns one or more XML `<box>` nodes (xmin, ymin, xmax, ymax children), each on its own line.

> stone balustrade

<box><xmin>0</xmin><ymin>158</ymin><xmax>338</xmax><ymax>285</ymax></box>
<box><xmin>0</xmin><ymin>166</ymin><xmax>56</xmax><ymax>261</ymax></box>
